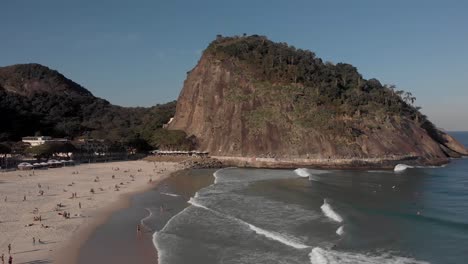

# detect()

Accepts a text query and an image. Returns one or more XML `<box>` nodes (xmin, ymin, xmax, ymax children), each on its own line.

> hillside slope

<box><xmin>0</xmin><ymin>63</ymin><xmax>175</xmax><ymax>143</ymax></box>
<box><xmin>168</xmin><ymin>35</ymin><xmax>467</xmax><ymax>167</ymax></box>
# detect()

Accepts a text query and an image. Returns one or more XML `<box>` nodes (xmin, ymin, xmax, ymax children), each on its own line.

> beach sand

<box><xmin>0</xmin><ymin>160</ymin><xmax>183</xmax><ymax>264</ymax></box>
<box><xmin>76</xmin><ymin>168</ymin><xmax>215</xmax><ymax>264</ymax></box>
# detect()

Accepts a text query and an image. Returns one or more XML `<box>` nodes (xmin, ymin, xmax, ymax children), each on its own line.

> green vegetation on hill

<box><xmin>0</xmin><ymin>64</ymin><xmax>188</xmax><ymax>151</ymax></box>
<box><xmin>207</xmin><ymin>35</ymin><xmax>436</xmax><ymax>139</ymax></box>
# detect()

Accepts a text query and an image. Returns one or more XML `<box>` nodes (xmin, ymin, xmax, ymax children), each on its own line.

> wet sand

<box><xmin>76</xmin><ymin>169</ymin><xmax>215</xmax><ymax>264</ymax></box>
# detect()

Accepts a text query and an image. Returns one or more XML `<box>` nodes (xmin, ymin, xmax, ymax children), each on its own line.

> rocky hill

<box><xmin>168</xmin><ymin>35</ymin><xmax>467</xmax><ymax>168</ymax></box>
<box><xmin>0</xmin><ymin>63</ymin><xmax>177</xmax><ymax>148</ymax></box>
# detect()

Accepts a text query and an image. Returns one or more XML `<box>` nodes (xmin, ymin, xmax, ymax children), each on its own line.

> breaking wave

<box><xmin>336</xmin><ymin>226</ymin><xmax>344</xmax><ymax>236</ymax></box>
<box><xmin>394</xmin><ymin>164</ymin><xmax>413</xmax><ymax>172</ymax></box>
<box><xmin>309</xmin><ymin>247</ymin><xmax>429</xmax><ymax>264</ymax></box>
<box><xmin>160</xmin><ymin>192</ymin><xmax>180</xmax><ymax>197</ymax></box>
<box><xmin>321</xmin><ymin>199</ymin><xmax>343</xmax><ymax>223</ymax></box>
<box><xmin>295</xmin><ymin>168</ymin><xmax>311</xmax><ymax>177</ymax></box>
<box><xmin>188</xmin><ymin>197</ymin><xmax>309</xmax><ymax>249</ymax></box>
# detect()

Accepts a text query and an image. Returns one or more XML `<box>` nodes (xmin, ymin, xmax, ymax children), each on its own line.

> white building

<box><xmin>22</xmin><ymin>136</ymin><xmax>69</xmax><ymax>147</ymax></box>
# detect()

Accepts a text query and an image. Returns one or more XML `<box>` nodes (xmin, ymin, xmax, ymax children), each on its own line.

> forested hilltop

<box><xmin>0</xmin><ymin>63</ymin><xmax>187</xmax><ymax>150</ymax></box>
<box><xmin>169</xmin><ymin>35</ymin><xmax>467</xmax><ymax>167</ymax></box>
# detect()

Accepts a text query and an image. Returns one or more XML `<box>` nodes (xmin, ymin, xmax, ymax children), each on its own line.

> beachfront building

<box><xmin>74</xmin><ymin>139</ymin><xmax>108</xmax><ymax>155</ymax></box>
<box><xmin>151</xmin><ymin>150</ymin><xmax>209</xmax><ymax>157</ymax></box>
<box><xmin>22</xmin><ymin>136</ymin><xmax>69</xmax><ymax>147</ymax></box>
<box><xmin>162</xmin><ymin>117</ymin><xmax>174</xmax><ymax>128</ymax></box>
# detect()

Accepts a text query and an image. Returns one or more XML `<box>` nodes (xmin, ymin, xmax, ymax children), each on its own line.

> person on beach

<box><xmin>79</xmin><ymin>202</ymin><xmax>81</xmax><ymax>209</ymax></box>
<box><xmin>23</xmin><ymin>195</ymin><xmax>26</xmax><ymax>201</ymax></box>
<box><xmin>7</xmin><ymin>256</ymin><xmax>11</xmax><ymax>264</ymax></box>
<box><xmin>7</xmin><ymin>244</ymin><xmax>11</xmax><ymax>254</ymax></box>
<box><xmin>1</xmin><ymin>253</ymin><xmax>4</xmax><ymax>264</ymax></box>
<box><xmin>33</xmin><ymin>237</ymin><xmax>35</xmax><ymax>245</ymax></box>
<box><xmin>137</xmin><ymin>224</ymin><xmax>141</xmax><ymax>233</ymax></box>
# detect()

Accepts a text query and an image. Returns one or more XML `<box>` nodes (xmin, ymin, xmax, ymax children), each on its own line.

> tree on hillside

<box><xmin>151</xmin><ymin>129</ymin><xmax>196</xmax><ymax>151</ymax></box>
<box><xmin>126</xmin><ymin>135</ymin><xmax>152</xmax><ymax>154</ymax></box>
<box><xmin>0</xmin><ymin>143</ymin><xmax>11</xmax><ymax>168</ymax></box>
<box><xmin>26</xmin><ymin>142</ymin><xmax>76</xmax><ymax>160</ymax></box>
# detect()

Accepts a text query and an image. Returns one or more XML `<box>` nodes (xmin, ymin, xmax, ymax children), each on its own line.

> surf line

<box><xmin>188</xmin><ymin>198</ymin><xmax>309</xmax><ymax>249</ymax></box>
<box><xmin>321</xmin><ymin>199</ymin><xmax>344</xmax><ymax>223</ymax></box>
<box><xmin>160</xmin><ymin>192</ymin><xmax>180</xmax><ymax>197</ymax></box>
<box><xmin>153</xmin><ymin>202</ymin><xmax>196</xmax><ymax>264</ymax></box>
<box><xmin>140</xmin><ymin>208</ymin><xmax>154</xmax><ymax>231</ymax></box>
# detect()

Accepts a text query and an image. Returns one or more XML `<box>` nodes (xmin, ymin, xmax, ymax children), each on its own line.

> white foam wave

<box><xmin>395</xmin><ymin>163</ymin><xmax>446</xmax><ymax>173</ymax></box>
<box><xmin>140</xmin><ymin>208</ymin><xmax>154</xmax><ymax>231</ymax></box>
<box><xmin>246</xmin><ymin>223</ymin><xmax>309</xmax><ymax>249</ymax></box>
<box><xmin>295</xmin><ymin>168</ymin><xmax>311</xmax><ymax>177</ymax></box>
<box><xmin>336</xmin><ymin>226</ymin><xmax>344</xmax><ymax>236</ymax></box>
<box><xmin>187</xmin><ymin>197</ymin><xmax>210</xmax><ymax>210</ymax></box>
<box><xmin>394</xmin><ymin>164</ymin><xmax>413</xmax><ymax>172</ymax></box>
<box><xmin>153</xmin><ymin>203</ymin><xmax>195</xmax><ymax>264</ymax></box>
<box><xmin>160</xmin><ymin>192</ymin><xmax>180</xmax><ymax>197</ymax></box>
<box><xmin>414</xmin><ymin>164</ymin><xmax>447</xmax><ymax>169</ymax></box>
<box><xmin>321</xmin><ymin>199</ymin><xmax>343</xmax><ymax>223</ymax></box>
<box><xmin>141</xmin><ymin>208</ymin><xmax>153</xmax><ymax>223</ymax></box>
<box><xmin>153</xmin><ymin>231</ymin><xmax>162</xmax><ymax>263</ymax></box>
<box><xmin>213</xmin><ymin>167</ymin><xmax>237</xmax><ymax>184</ymax></box>
<box><xmin>309</xmin><ymin>247</ymin><xmax>429</xmax><ymax>264</ymax></box>
<box><xmin>188</xmin><ymin>197</ymin><xmax>309</xmax><ymax>249</ymax></box>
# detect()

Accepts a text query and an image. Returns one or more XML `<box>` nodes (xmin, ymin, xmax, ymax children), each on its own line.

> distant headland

<box><xmin>167</xmin><ymin>34</ymin><xmax>468</xmax><ymax>168</ymax></box>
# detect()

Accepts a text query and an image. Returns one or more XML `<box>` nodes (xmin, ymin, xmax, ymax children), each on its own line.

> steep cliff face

<box><xmin>169</xmin><ymin>36</ymin><xmax>467</xmax><ymax>166</ymax></box>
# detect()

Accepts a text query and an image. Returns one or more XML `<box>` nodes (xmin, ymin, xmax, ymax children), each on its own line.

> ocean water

<box><xmin>152</xmin><ymin>132</ymin><xmax>468</xmax><ymax>264</ymax></box>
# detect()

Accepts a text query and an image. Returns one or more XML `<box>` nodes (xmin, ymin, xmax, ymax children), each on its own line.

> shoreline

<box><xmin>146</xmin><ymin>154</ymin><xmax>452</xmax><ymax>170</ymax></box>
<box><xmin>73</xmin><ymin>168</ymin><xmax>216</xmax><ymax>264</ymax></box>
<box><xmin>53</xmin><ymin>170</ymin><xmax>177</xmax><ymax>264</ymax></box>
<box><xmin>0</xmin><ymin>160</ymin><xmax>184</xmax><ymax>264</ymax></box>
<box><xmin>211</xmin><ymin>155</ymin><xmax>450</xmax><ymax>170</ymax></box>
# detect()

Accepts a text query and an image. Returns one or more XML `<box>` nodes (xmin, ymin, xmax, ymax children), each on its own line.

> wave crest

<box><xmin>394</xmin><ymin>164</ymin><xmax>413</xmax><ymax>172</ymax></box>
<box><xmin>188</xmin><ymin>197</ymin><xmax>309</xmax><ymax>249</ymax></box>
<box><xmin>295</xmin><ymin>168</ymin><xmax>311</xmax><ymax>177</ymax></box>
<box><xmin>321</xmin><ymin>199</ymin><xmax>343</xmax><ymax>223</ymax></box>
<box><xmin>309</xmin><ymin>247</ymin><xmax>429</xmax><ymax>264</ymax></box>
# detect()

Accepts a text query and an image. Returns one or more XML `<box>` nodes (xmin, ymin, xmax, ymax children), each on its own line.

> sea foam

<box><xmin>321</xmin><ymin>199</ymin><xmax>343</xmax><ymax>223</ymax></box>
<box><xmin>160</xmin><ymin>192</ymin><xmax>180</xmax><ymax>197</ymax></box>
<box><xmin>188</xmin><ymin>197</ymin><xmax>309</xmax><ymax>249</ymax></box>
<box><xmin>295</xmin><ymin>168</ymin><xmax>311</xmax><ymax>177</ymax></box>
<box><xmin>140</xmin><ymin>208</ymin><xmax>154</xmax><ymax>230</ymax></box>
<box><xmin>394</xmin><ymin>164</ymin><xmax>413</xmax><ymax>172</ymax></box>
<box><xmin>309</xmin><ymin>247</ymin><xmax>429</xmax><ymax>264</ymax></box>
<box><xmin>336</xmin><ymin>226</ymin><xmax>344</xmax><ymax>236</ymax></box>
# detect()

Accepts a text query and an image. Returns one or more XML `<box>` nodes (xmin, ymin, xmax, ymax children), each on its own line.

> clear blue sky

<box><xmin>1</xmin><ymin>0</ymin><xmax>467</xmax><ymax>130</ymax></box>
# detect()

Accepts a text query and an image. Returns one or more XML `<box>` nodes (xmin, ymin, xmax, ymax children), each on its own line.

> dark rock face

<box><xmin>168</xmin><ymin>36</ymin><xmax>467</xmax><ymax>166</ymax></box>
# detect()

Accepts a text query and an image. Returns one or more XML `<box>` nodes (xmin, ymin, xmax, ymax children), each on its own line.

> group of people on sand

<box><xmin>32</xmin><ymin>237</ymin><xmax>42</xmax><ymax>245</ymax></box>
<box><xmin>2</xmin><ymin>244</ymin><xmax>14</xmax><ymax>264</ymax></box>
<box><xmin>60</xmin><ymin>211</ymin><xmax>71</xmax><ymax>219</ymax></box>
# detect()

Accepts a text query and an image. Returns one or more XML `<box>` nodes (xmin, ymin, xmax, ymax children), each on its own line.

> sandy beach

<box><xmin>0</xmin><ymin>160</ymin><xmax>183</xmax><ymax>264</ymax></box>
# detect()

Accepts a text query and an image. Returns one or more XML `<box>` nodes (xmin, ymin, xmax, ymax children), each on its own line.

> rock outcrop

<box><xmin>168</xmin><ymin>35</ymin><xmax>467</xmax><ymax>167</ymax></box>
